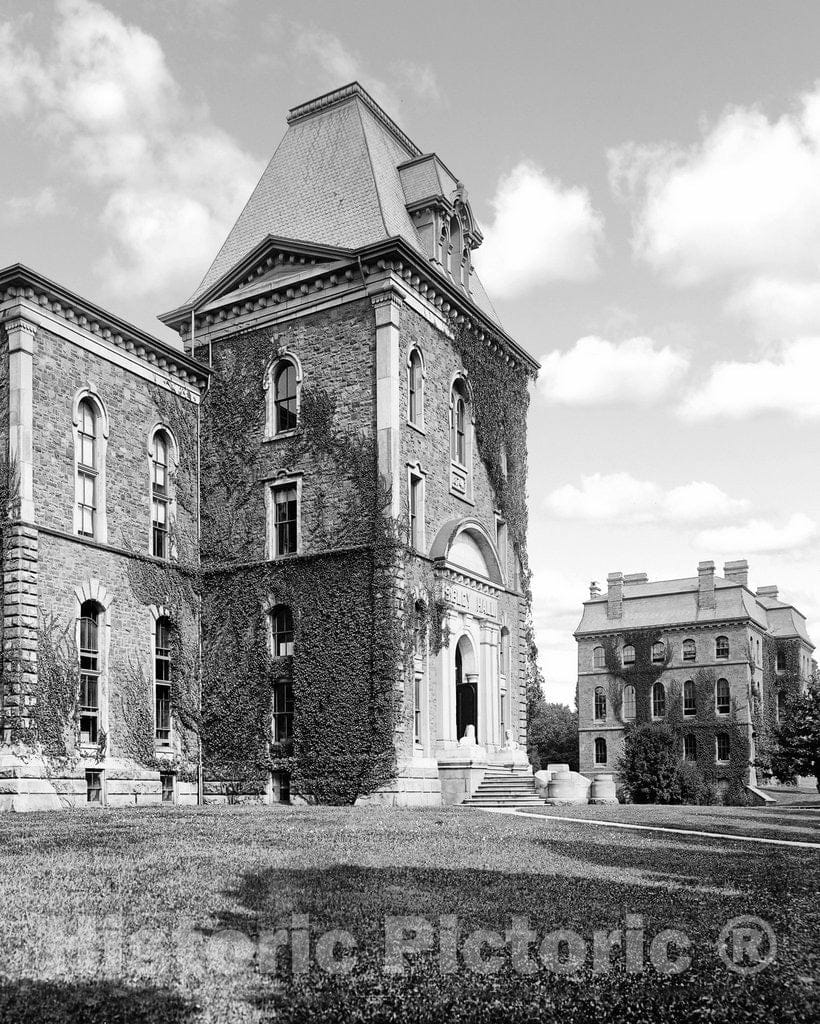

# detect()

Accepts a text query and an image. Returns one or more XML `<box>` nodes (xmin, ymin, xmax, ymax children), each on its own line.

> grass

<box><xmin>0</xmin><ymin>804</ymin><xmax>817</xmax><ymax>1022</ymax></box>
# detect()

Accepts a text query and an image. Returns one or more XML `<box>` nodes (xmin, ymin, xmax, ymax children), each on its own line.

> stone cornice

<box><xmin>0</xmin><ymin>264</ymin><xmax>210</xmax><ymax>392</ymax></box>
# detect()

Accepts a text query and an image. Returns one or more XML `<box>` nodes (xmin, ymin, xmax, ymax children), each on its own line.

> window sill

<box><xmin>263</xmin><ymin>429</ymin><xmax>298</xmax><ymax>443</ymax></box>
<box><xmin>449</xmin><ymin>489</ymin><xmax>475</xmax><ymax>507</ymax></box>
<box><xmin>406</xmin><ymin>421</ymin><xmax>426</xmax><ymax>436</ymax></box>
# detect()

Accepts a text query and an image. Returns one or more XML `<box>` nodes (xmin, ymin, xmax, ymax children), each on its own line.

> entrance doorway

<box><xmin>455</xmin><ymin>640</ymin><xmax>478</xmax><ymax>741</ymax></box>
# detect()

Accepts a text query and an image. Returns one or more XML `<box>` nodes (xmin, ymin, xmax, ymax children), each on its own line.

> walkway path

<box><xmin>475</xmin><ymin>806</ymin><xmax>820</xmax><ymax>851</ymax></box>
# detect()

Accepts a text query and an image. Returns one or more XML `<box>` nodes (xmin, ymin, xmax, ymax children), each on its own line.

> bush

<box><xmin>671</xmin><ymin>761</ymin><xmax>707</xmax><ymax>804</ymax></box>
<box><xmin>616</xmin><ymin>722</ymin><xmax>680</xmax><ymax>803</ymax></box>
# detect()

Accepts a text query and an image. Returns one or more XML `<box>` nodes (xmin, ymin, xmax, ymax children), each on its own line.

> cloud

<box><xmin>679</xmin><ymin>337</ymin><xmax>820</xmax><ymax>420</ymax></box>
<box><xmin>545</xmin><ymin>473</ymin><xmax>748</xmax><ymax>525</ymax></box>
<box><xmin>0</xmin><ymin>0</ymin><xmax>261</xmax><ymax>294</ymax></box>
<box><xmin>291</xmin><ymin>28</ymin><xmax>440</xmax><ymax>113</ymax></box>
<box><xmin>695</xmin><ymin>514</ymin><xmax>818</xmax><ymax>555</ymax></box>
<box><xmin>3</xmin><ymin>187</ymin><xmax>58</xmax><ymax>220</ymax></box>
<box><xmin>725</xmin><ymin>277</ymin><xmax>820</xmax><ymax>337</ymax></box>
<box><xmin>538</xmin><ymin>335</ymin><xmax>689</xmax><ymax>405</ymax></box>
<box><xmin>477</xmin><ymin>162</ymin><xmax>604</xmax><ymax>298</ymax></box>
<box><xmin>611</xmin><ymin>85</ymin><xmax>820</xmax><ymax>287</ymax></box>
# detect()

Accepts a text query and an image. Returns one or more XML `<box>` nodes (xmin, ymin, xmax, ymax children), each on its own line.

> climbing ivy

<box><xmin>754</xmin><ymin>637</ymin><xmax>805</xmax><ymax>781</ymax></box>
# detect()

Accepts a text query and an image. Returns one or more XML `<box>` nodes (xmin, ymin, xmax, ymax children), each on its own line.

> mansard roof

<box><xmin>186</xmin><ymin>82</ymin><xmax>499</xmax><ymax>324</ymax></box>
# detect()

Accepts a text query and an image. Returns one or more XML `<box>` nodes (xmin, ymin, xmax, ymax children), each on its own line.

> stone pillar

<box><xmin>3</xmin><ymin>315</ymin><xmax>38</xmax><ymax>736</ymax></box>
<box><xmin>437</xmin><ymin>610</ymin><xmax>462</xmax><ymax>749</ymax></box>
<box><xmin>479</xmin><ymin>621</ymin><xmax>500</xmax><ymax>749</ymax></box>
<box><xmin>372</xmin><ymin>289</ymin><xmax>402</xmax><ymax>519</ymax></box>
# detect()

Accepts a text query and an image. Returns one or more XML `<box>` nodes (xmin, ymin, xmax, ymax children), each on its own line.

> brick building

<box><xmin>575</xmin><ymin>560</ymin><xmax>815</xmax><ymax>794</ymax></box>
<box><xmin>0</xmin><ymin>83</ymin><xmax>537</xmax><ymax>810</ymax></box>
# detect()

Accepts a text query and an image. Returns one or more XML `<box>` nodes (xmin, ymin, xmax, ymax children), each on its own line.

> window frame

<box><xmin>266</xmin><ymin>477</ymin><xmax>302</xmax><ymax>559</ymax></box>
<box><xmin>715</xmin><ymin>635</ymin><xmax>729</xmax><ymax>660</ymax></box>
<box><xmin>154</xmin><ymin>616</ymin><xmax>173</xmax><ymax>746</ymax></box>
<box><xmin>682</xmin><ymin>638</ymin><xmax>696</xmax><ymax>662</ymax></box>
<box><xmin>652</xmin><ymin>681</ymin><xmax>666</xmax><ymax>719</ymax></box>
<box><xmin>683</xmin><ymin>679</ymin><xmax>696</xmax><ymax>716</ymax></box>
<box><xmin>716</xmin><ymin>732</ymin><xmax>731</xmax><ymax>763</ymax></box>
<box><xmin>73</xmin><ymin>391</ymin><xmax>109</xmax><ymax>542</ymax></box>
<box><xmin>407</xmin><ymin>347</ymin><xmax>425</xmax><ymax>430</ymax></box>
<box><xmin>594</xmin><ymin>737</ymin><xmax>607</xmax><ymax>765</ymax></box>
<box><xmin>622</xmin><ymin>644</ymin><xmax>636</xmax><ymax>667</ymax></box>
<box><xmin>593</xmin><ymin>686</ymin><xmax>607</xmax><ymax>720</ymax></box>
<box><xmin>651</xmin><ymin>641</ymin><xmax>666</xmax><ymax>664</ymax></box>
<box><xmin>407</xmin><ymin>464</ymin><xmax>426</xmax><ymax>553</ymax></box>
<box><xmin>149</xmin><ymin>427</ymin><xmax>176</xmax><ymax>560</ymax></box>
<box><xmin>78</xmin><ymin>600</ymin><xmax>103</xmax><ymax>747</ymax></box>
<box><xmin>270</xmin><ymin>605</ymin><xmax>295</xmax><ymax>658</ymax></box>
<box><xmin>449</xmin><ymin>377</ymin><xmax>473</xmax><ymax>502</ymax></box>
<box><xmin>683</xmin><ymin>734</ymin><xmax>697</xmax><ymax>762</ymax></box>
<box><xmin>264</xmin><ymin>353</ymin><xmax>303</xmax><ymax>440</ymax></box>
<box><xmin>715</xmin><ymin>677</ymin><xmax>731</xmax><ymax>716</ymax></box>
<box><xmin>592</xmin><ymin>646</ymin><xmax>605</xmax><ymax>670</ymax></box>
<box><xmin>622</xmin><ymin>684</ymin><xmax>636</xmax><ymax>720</ymax></box>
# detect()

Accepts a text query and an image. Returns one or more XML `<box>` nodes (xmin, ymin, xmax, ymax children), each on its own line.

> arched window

<box><xmin>593</xmin><ymin>646</ymin><xmax>605</xmax><ymax>669</ymax></box>
<box><xmin>622</xmin><ymin>684</ymin><xmax>636</xmax><ymax>720</ymax></box>
<box><xmin>272</xmin><ymin>677</ymin><xmax>294</xmax><ymax>743</ymax></box>
<box><xmin>594</xmin><ymin>737</ymin><xmax>607</xmax><ymax>765</ymax></box>
<box><xmin>716</xmin><ymin>636</ymin><xmax>729</xmax><ymax>660</ymax></box>
<box><xmin>154</xmin><ymin>617</ymin><xmax>172</xmax><ymax>744</ymax></box>
<box><xmin>775</xmin><ymin>649</ymin><xmax>787</xmax><ymax>672</ymax></box>
<box><xmin>715</xmin><ymin>678</ymin><xmax>730</xmax><ymax>715</ymax></box>
<box><xmin>622</xmin><ymin>644</ymin><xmax>636</xmax><ymax>666</ymax></box>
<box><xmin>408</xmin><ymin>348</ymin><xmax>424</xmax><ymax>427</ymax></box>
<box><xmin>776</xmin><ymin>690</ymin><xmax>786</xmax><ymax>722</ymax></box>
<box><xmin>716</xmin><ymin>732</ymin><xmax>730</xmax><ymax>762</ymax></box>
<box><xmin>79</xmin><ymin>600</ymin><xmax>103</xmax><ymax>745</ymax></box>
<box><xmin>683</xmin><ymin>679</ymin><xmax>696</xmax><ymax>716</ymax></box>
<box><xmin>77</xmin><ymin>398</ymin><xmax>98</xmax><ymax>538</ymax></box>
<box><xmin>270</xmin><ymin>606</ymin><xmax>294</xmax><ymax>657</ymax></box>
<box><xmin>453</xmin><ymin>395</ymin><xmax>466</xmax><ymax>465</ymax></box>
<box><xmin>594</xmin><ymin>686</ymin><xmax>606</xmax><ymax>720</ymax></box>
<box><xmin>274</xmin><ymin>361</ymin><xmax>298</xmax><ymax>433</ymax></box>
<box><xmin>652</xmin><ymin>681</ymin><xmax>666</xmax><ymax>718</ymax></box>
<box><xmin>683</xmin><ymin>638</ymin><xmax>696</xmax><ymax>662</ymax></box>
<box><xmin>684</xmin><ymin>734</ymin><xmax>697</xmax><ymax>761</ymax></box>
<box><xmin>651</xmin><ymin>641</ymin><xmax>665</xmax><ymax>664</ymax></box>
<box><xmin>151</xmin><ymin>430</ymin><xmax>171</xmax><ymax>559</ymax></box>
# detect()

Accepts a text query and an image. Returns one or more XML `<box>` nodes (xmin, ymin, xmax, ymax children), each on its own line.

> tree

<box><xmin>771</xmin><ymin>683</ymin><xmax>820</xmax><ymax>792</ymax></box>
<box><xmin>528</xmin><ymin>699</ymin><xmax>579</xmax><ymax>771</ymax></box>
<box><xmin>617</xmin><ymin>722</ymin><xmax>679</xmax><ymax>804</ymax></box>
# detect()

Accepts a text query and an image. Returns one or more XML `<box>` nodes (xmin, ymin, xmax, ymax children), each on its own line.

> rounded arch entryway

<box><xmin>455</xmin><ymin>633</ymin><xmax>478</xmax><ymax>741</ymax></box>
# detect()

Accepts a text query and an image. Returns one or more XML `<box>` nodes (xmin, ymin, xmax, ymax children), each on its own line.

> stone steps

<box><xmin>463</xmin><ymin>767</ymin><xmax>542</xmax><ymax>808</ymax></box>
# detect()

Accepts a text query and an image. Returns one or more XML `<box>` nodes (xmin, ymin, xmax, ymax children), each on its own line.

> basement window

<box><xmin>86</xmin><ymin>770</ymin><xmax>103</xmax><ymax>805</ymax></box>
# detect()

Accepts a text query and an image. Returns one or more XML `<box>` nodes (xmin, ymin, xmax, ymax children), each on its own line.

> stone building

<box><xmin>0</xmin><ymin>83</ymin><xmax>538</xmax><ymax>809</ymax></box>
<box><xmin>575</xmin><ymin>560</ymin><xmax>814</xmax><ymax>796</ymax></box>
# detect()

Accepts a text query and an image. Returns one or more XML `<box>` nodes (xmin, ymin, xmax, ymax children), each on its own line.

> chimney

<box><xmin>724</xmin><ymin>559</ymin><xmax>749</xmax><ymax>587</ymax></box>
<box><xmin>589</xmin><ymin>581</ymin><xmax>601</xmax><ymax>599</ymax></box>
<box><xmin>607</xmin><ymin>572</ymin><xmax>623</xmax><ymax>619</ymax></box>
<box><xmin>757</xmin><ymin>585</ymin><xmax>779</xmax><ymax>601</ymax></box>
<box><xmin>624</xmin><ymin>572</ymin><xmax>649</xmax><ymax>584</ymax></box>
<box><xmin>698</xmin><ymin>560</ymin><xmax>716</xmax><ymax>610</ymax></box>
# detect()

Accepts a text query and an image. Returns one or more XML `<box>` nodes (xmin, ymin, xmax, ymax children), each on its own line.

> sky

<box><xmin>3</xmin><ymin>0</ymin><xmax>820</xmax><ymax>706</ymax></box>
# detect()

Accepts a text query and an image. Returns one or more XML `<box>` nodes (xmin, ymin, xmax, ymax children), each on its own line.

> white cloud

<box><xmin>545</xmin><ymin>473</ymin><xmax>748</xmax><ymax>525</ymax></box>
<box><xmin>679</xmin><ymin>337</ymin><xmax>820</xmax><ymax>420</ymax></box>
<box><xmin>611</xmin><ymin>86</ymin><xmax>820</xmax><ymax>287</ymax></box>
<box><xmin>538</xmin><ymin>335</ymin><xmax>689</xmax><ymax>405</ymax></box>
<box><xmin>725</xmin><ymin>277</ymin><xmax>820</xmax><ymax>337</ymax></box>
<box><xmin>390</xmin><ymin>60</ymin><xmax>441</xmax><ymax>105</ymax></box>
<box><xmin>0</xmin><ymin>0</ymin><xmax>261</xmax><ymax>294</ymax></box>
<box><xmin>477</xmin><ymin>162</ymin><xmax>604</xmax><ymax>298</ymax></box>
<box><xmin>695</xmin><ymin>514</ymin><xmax>818</xmax><ymax>555</ymax></box>
<box><xmin>3</xmin><ymin>187</ymin><xmax>58</xmax><ymax>220</ymax></box>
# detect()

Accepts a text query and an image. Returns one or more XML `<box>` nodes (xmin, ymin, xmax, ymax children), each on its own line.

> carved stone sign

<box><xmin>440</xmin><ymin>581</ymin><xmax>498</xmax><ymax>620</ymax></box>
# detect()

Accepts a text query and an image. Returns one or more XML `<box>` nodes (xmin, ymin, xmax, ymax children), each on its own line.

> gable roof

<box><xmin>187</xmin><ymin>82</ymin><xmax>500</xmax><ymax>324</ymax></box>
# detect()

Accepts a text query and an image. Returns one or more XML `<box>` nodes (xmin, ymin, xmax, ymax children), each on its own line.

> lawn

<box><xmin>0</xmin><ymin>804</ymin><xmax>817</xmax><ymax>1023</ymax></box>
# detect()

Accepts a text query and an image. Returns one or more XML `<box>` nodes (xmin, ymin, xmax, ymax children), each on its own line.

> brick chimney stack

<box><xmin>757</xmin><ymin>584</ymin><xmax>779</xmax><ymax>601</ymax></box>
<box><xmin>698</xmin><ymin>560</ymin><xmax>716</xmax><ymax>610</ymax></box>
<box><xmin>724</xmin><ymin>559</ymin><xmax>749</xmax><ymax>587</ymax></box>
<box><xmin>589</xmin><ymin>581</ymin><xmax>601</xmax><ymax>598</ymax></box>
<box><xmin>607</xmin><ymin>572</ymin><xmax>624</xmax><ymax>619</ymax></box>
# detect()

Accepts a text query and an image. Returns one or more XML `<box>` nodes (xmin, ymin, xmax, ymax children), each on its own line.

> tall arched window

<box><xmin>594</xmin><ymin>686</ymin><xmax>606</xmax><ymax>720</ymax></box>
<box><xmin>683</xmin><ymin>679</ymin><xmax>696</xmax><ymax>716</ymax></box>
<box><xmin>274</xmin><ymin>362</ymin><xmax>297</xmax><ymax>433</ymax></box>
<box><xmin>622</xmin><ymin>644</ymin><xmax>636</xmax><ymax>666</ymax></box>
<box><xmin>154</xmin><ymin>617</ymin><xmax>172</xmax><ymax>744</ymax></box>
<box><xmin>715</xmin><ymin>678</ymin><xmax>730</xmax><ymax>715</ymax></box>
<box><xmin>79</xmin><ymin>600</ymin><xmax>103</xmax><ymax>745</ymax></box>
<box><xmin>408</xmin><ymin>348</ymin><xmax>424</xmax><ymax>427</ymax></box>
<box><xmin>77</xmin><ymin>399</ymin><xmax>98</xmax><ymax>538</ymax></box>
<box><xmin>716</xmin><ymin>636</ymin><xmax>729</xmax><ymax>660</ymax></box>
<box><xmin>683</xmin><ymin>638</ymin><xmax>696</xmax><ymax>662</ymax></box>
<box><xmin>716</xmin><ymin>732</ymin><xmax>730</xmax><ymax>762</ymax></box>
<box><xmin>776</xmin><ymin>690</ymin><xmax>786</xmax><ymax>722</ymax></box>
<box><xmin>652</xmin><ymin>681</ymin><xmax>666</xmax><ymax>718</ymax></box>
<box><xmin>652</xmin><ymin>641</ymin><xmax>666</xmax><ymax>663</ymax></box>
<box><xmin>684</xmin><ymin>734</ymin><xmax>697</xmax><ymax>761</ymax></box>
<box><xmin>622</xmin><ymin>684</ymin><xmax>636</xmax><ymax>720</ymax></box>
<box><xmin>594</xmin><ymin>737</ymin><xmax>607</xmax><ymax>765</ymax></box>
<box><xmin>593</xmin><ymin>646</ymin><xmax>605</xmax><ymax>669</ymax></box>
<box><xmin>151</xmin><ymin>430</ymin><xmax>171</xmax><ymax>559</ymax></box>
<box><xmin>453</xmin><ymin>394</ymin><xmax>466</xmax><ymax>465</ymax></box>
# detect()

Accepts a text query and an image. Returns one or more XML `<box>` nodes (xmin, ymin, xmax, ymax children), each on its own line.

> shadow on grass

<box><xmin>203</xmin><ymin>860</ymin><xmax>818</xmax><ymax>1024</ymax></box>
<box><xmin>0</xmin><ymin>978</ymin><xmax>196</xmax><ymax>1024</ymax></box>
